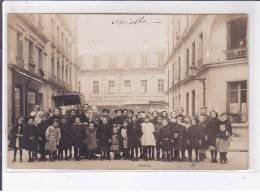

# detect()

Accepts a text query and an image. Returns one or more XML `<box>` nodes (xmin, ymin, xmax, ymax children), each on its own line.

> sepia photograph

<box><xmin>6</xmin><ymin>13</ymin><xmax>248</xmax><ymax>170</ymax></box>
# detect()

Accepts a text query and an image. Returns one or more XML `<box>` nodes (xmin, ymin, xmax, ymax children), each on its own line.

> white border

<box><xmin>2</xmin><ymin>1</ymin><xmax>260</xmax><ymax>190</ymax></box>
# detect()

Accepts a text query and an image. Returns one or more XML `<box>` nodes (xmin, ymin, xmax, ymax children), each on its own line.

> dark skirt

<box><xmin>25</xmin><ymin>138</ymin><xmax>38</xmax><ymax>151</ymax></box>
<box><xmin>207</xmin><ymin>135</ymin><xmax>217</xmax><ymax>147</ymax></box>
<box><xmin>72</xmin><ymin>135</ymin><xmax>84</xmax><ymax>147</ymax></box>
<box><xmin>161</xmin><ymin>139</ymin><xmax>172</xmax><ymax>151</ymax></box>
<box><xmin>174</xmin><ymin>136</ymin><xmax>187</xmax><ymax>151</ymax></box>
<box><xmin>127</xmin><ymin>137</ymin><xmax>140</xmax><ymax>148</ymax></box>
<box><xmin>189</xmin><ymin>138</ymin><xmax>202</xmax><ymax>148</ymax></box>
<box><xmin>59</xmin><ymin>138</ymin><xmax>70</xmax><ymax>150</ymax></box>
<box><xmin>98</xmin><ymin>136</ymin><xmax>110</xmax><ymax>150</ymax></box>
<box><xmin>8</xmin><ymin>136</ymin><xmax>24</xmax><ymax>149</ymax></box>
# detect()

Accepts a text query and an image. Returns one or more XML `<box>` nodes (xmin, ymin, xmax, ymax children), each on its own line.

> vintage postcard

<box><xmin>6</xmin><ymin>13</ymin><xmax>248</xmax><ymax>171</ymax></box>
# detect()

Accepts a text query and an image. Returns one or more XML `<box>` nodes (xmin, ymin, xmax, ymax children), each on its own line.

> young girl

<box><xmin>159</xmin><ymin>118</ymin><xmax>173</xmax><ymax>162</ymax></box>
<box><xmin>97</xmin><ymin>117</ymin><xmax>112</xmax><ymax>161</ymax></box>
<box><xmin>72</xmin><ymin>117</ymin><xmax>86</xmax><ymax>161</ymax></box>
<box><xmin>86</xmin><ymin>122</ymin><xmax>98</xmax><ymax>160</ymax></box>
<box><xmin>58</xmin><ymin>116</ymin><xmax>72</xmax><ymax>161</ymax></box>
<box><xmin>216</xmin><ymin>124</ymin><xmax>231</xmax><ymax>164</ymax></box>
<box><xmin>9</xmin><ymin>117</ymin><xmax>25</xmax><ymax>162</ymax></box>
<box><xmin>24</xmin><ymin>117</ymin><xmax>38</xmax><ymax>162</ymax></box>
<box><xmin>187</xmin><ymin>118</ymin><xmax>205</xmax><ymax>162</ymax></box>
<box><xmin>173</xmin><ymin>117</ymin><xmax>187</xmax><ymax>162</ymax></box>
<box><xmin>110</xmin><ymin>126</ymin><xmax>123</xmax><ymax>160</ymax></box>
<box><xmin>45</xmin><ymin>119</ymin><xmax>61</xmax><ymax>162</ymax></box>
<box><xmin>127</xmin><ymin>115</ymin><xmax>142</xmax><ymax>161</ymax></box>
<box><xmin>37</xmin><ymin>114</ymin><xmax>49</xmax><ymax>161</ymax></box>
<box><xmin>141</xmin><ymin>115</ymin><xmax>156</xmax><ymax>161</ymax></box>
<box><xmin>206</xmin><ymin>110</ymin><xmax>221</xmax><ymax>163</ymax></box>
<box><xmin>120</xmin><ymin>120</ymin><xmax>129</xmax><ymax>160</ymax></box>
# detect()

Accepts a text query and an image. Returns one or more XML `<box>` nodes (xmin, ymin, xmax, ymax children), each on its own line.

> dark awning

<box><xmin>52</xmin><ymin>94</ymin><xmax>81</xmax><ymax>107</ymax></box>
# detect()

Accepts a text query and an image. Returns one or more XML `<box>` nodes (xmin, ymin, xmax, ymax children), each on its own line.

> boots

<box><xmin>156</xmin><ymin>152</ymin><xmax>160</xmax><ymax>161</ymax></box>
<box><xmin>199</xmin><ymin>153</ymin><xmax>204</xmax><ymax>162</ymax></box>
<box><xmin>162</xmin><ymin>153</ymin><xmax>166</xmax><ymax>162</ymax></box>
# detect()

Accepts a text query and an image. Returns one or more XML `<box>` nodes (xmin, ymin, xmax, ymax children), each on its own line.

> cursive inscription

<box><xmin>112</xmin><ymin>16</ymin><xmax>161</xmax><ymax>25</ymax></box>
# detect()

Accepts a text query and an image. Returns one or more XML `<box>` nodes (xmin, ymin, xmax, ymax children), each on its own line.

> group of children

<box><xmin>9</xmin><ymin>105</ymin><xmax>232</xmax><ymax>164</ymax></box>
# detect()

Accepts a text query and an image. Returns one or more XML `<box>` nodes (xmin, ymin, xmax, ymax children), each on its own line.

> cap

<box><xmin>114</xmin><ymin>109</ymin><xmax>123</xmax><ymax>113</ymax></box>
<box><xmin>138</xmin><ymin>111</ymin><xmax>145</xmax><ymax>114</ymax></box>
<box><xmin>127</xmin><ymin>110</ymin><xmax>134</xmax><ymax>114</ymax></box>
<box><xmin>102</xmin><ymin>109</ymin><xmax>110</xmax><ymax>114</ymax></box>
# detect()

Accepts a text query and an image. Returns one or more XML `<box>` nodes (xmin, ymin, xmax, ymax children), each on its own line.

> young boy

<box><xmin>159</xmin><ymin>118</ymin><xmax>173</xmax><ymax>162</ymax></box>
<box><xmin>154</xmin><ymin>116</ymin><xmax>163</xmax><ymax>161</ymax></box>
<box><xmin>216</xmin><ymin>124</ymin><xmax>231</xmax><ymax>164</ymax></box>
<box><xmin>176</xmin><ymin>107</ymin><xmax>184</xmax><ymax>120</ymax></box>
<box><xmin>113</xmin><ymin>109</ymin><xmax>124</xmax><ymax>127</ymax></box>
<box><xmin>37</xmin><ymin>114</ymin><xmax>49</xmax><ymax>161</ymax></box>
<box><xmin>86</xmin><ymin>122</ymin><xmax>98</xmax><ymax>160</ymax></box>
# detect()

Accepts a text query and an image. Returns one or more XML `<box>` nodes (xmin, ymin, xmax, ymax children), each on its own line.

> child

<box><xmin>206</xmin><ymin>110</ymin><xmax>221</xmax><ymax>163</ymax></box>
<box><xmin>127</xmin><ymin>115</ymin><xmax>142</xmax><ymax>161</ymax></box>
<box><xmin>169</xmin><ymin>111</ymin><xmax>177</xmax><ymax>125</ymax></box>
<box><xmin>161</xmin><ymin>111</ymin><xmax>168</xmax><ymax>119</ymax></box>
<box><xmin>58</xmin><ymin>116</ymin><xmax>72</xmax><ymax>161</ymax></box>
<box><xmin>154</xmin><ymin>116</ymin><xmax>163</xmax><ymax>161</ymax></box>
<box><xmin>45</xmin><ymin>119</ymin><xmax>61</xmax><ymax>162</ymax></box>
<box><xmin>97</xmin><ymin>117</ymin><xmax>112</xmax><ymax>161</ymax></box>
<box><xmin>30</xmin><ymin>105</ymin><xmax>43</xmax><ymax>126</ymax></box>
<box><xmin>48</xmin><ymin>108</ymin><xmax>61</xmax><ymax>126</ymax></box>
<box><xmin>110</xmin><ymin>126</ymin><xmax>123</xmax><ymax>160</ymax></box>
<box><xmin>24</xmin><ymin>117</ymin><xmax>38</xmax><ymax>162</ymax></box>
<box><xmin>86</xmin><ymin>122</ymin><xmax>98</xmax><ymax>160</ymax></box>
<box><xmin>72</xmin><ymin>117</ymin><xmax>86</xmax><ymax>161</ymax></box>
<box><xmin>216</xmin><ymin>124</ymin><xmax>231</xmax><ymax>164</ymax></box>
<box><xmin>176</xmin><ymin>107</ymin><xmax>184</xmax><ymax>120</ymax></box>
<box><xmin>120</xmin><ymin>120</ymin><xmax>129</xmax><ymax>160</ymax></box>
<box><xmin>9</xmin><ymin>117</ymin><xmax>25</xmax><ymax>162</ymax></box>
<box><xmin>113</xmin><ymin>109</ymin><xmax>124</xmax><ymax>127</ymax></box>
<box><xmin>220</xmin><ymin>113</ymin><xmax>233</xmax><ymax>136</ymax></box>
<box><xmin>122</xmin><ymin>109</ymin><xmax>128</xmax><ymax>121</ymax></box>
<box><xmin>173</xmin><ymin>117</ymin><xmax>187</xmax><ymax>162</ymax></box>
<box><xmin>126</xmin><ymin>110</ymin><xmax>134</xmax><ymax>124</ymax></box>
<box><xmin>159</xmin><ymin>118</ymin><xmax>173</xmax><ymax>162</ymax></box>
<box><xmin>150</xmin><ymin>111</ymin><xmax>158</xmax><ymax>126</ymax></box>
<box><xmin>141</xmin><ymin>115</ymin><xmax>156</xmax><ymax>161</ymax></box>
<box><xmin>197</xmin><ymin>115</ymin><xmax>207</xmax><ymax>161</ymax></box>
<box><xmin>182</xmin><ymin>115</ymin><xmax>191</xmax><ymax>159</ymax></box>
<box><xmin>37</xmin><ymin>114</ymin><xmax>49</xmax><ymax>161</ymax></box>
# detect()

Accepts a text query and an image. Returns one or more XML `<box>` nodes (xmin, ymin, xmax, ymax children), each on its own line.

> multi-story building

<box><xmin>7</xmin><ymin>14</ymin><xmax>80</xmax><ymax>128</ymax></box>
<box><xmin>79</xmin><ymin>52</ymin><xmax>168</xmax><ymax>115</ymax></box>
<box><xmin>165</xmin><ymin>15</ymin><xmax>248</xmax><ymax>122</ymax></box>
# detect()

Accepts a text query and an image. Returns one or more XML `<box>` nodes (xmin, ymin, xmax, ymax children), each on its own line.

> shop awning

<box><xmin>15</xmin><ymin>69</ymin><xmax>44</xmax><ymax>84</ymax></box>
<box><xmin>52</xmin><ymin>94</ymin><xmax>81</xmax><ymax>107</ymax></box>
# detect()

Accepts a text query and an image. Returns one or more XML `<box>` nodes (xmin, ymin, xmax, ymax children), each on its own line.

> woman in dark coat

<box><xmin>206</xmin><ymin>110</ymin><xmax>221</xmax><ymax>163</ymax></box>
<box><xmin>112</xmin><ymin>110</ymin><xmax>124</xmax><ymax>127</ymax></box>
<box><xmin>24</xmin><ymin>117</ymin><xmax>38</xmax><ymax>162</ymax></box>
<box><xmin>173</xmin><ymin>117</ymin><xmax>188</xmax><ymax>162</ymax></box>
<box><xmin>97</xmin><ymin>117</ymin><xmax>112</xmax><ymax>160</ymax></box>
<box><xmin>158</xmin><ymin>118</ymin><xmax>173</xmax><ymax>162</ymax></box>
<box><xmin>37</xmin><ymin>114</ymin><xmax>49</xmax><ymax>161</ymax></box>
<box><xmin>58</xmin><ymin>116</ymin><xmax>72</xmax><ymax>160</ymax></box>
<box><xmin>127</xmin><ymin>115</ymin><xmax>142</xmax><ymax>161</ymax></box>
<box><xmin>71</xmin><ymin>117</ymin><xmax>86</xmax><ymax>161</ymax></box>
<box><xmin>9</xmin><ymin>117</ymin><xmax>25</xmax><ymax>162</ymax></box>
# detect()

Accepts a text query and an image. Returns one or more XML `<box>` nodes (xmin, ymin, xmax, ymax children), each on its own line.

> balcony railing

<box><xmin>197</xmin><ymin>58</ymin><xmax>203</xmax><ymax>67</ymax></box>
<box><xmin>16</xmin><ymin>57</ymin><xmax>24</xmax><ymax>68</ymax></box>
<box><xmin>224</xmin><ymin>47</ymin><xmax>247</xmax><ymax>61</ymax></box>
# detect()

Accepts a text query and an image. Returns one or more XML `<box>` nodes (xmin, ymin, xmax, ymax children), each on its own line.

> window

<box><xmin>178</xmin><ymin>56</ymin><xmax>181</xmax><ymax>81</ymax></box>
<box><xmin>199</xmin><ymin>32</ymin><xmax>203</xmax><ymax>60</ymax></box>
<box><xmin>158</xmin><ymin>79</ymin><xmax>164</xmax><ymax>93</ymax></box>
<box><xmin>62</xmin><ymin>65</ymin><xmax>64</xmax><ymax>81</ymax></box>
<box><xmin>141</xmin><ymin>80</ymin><xmax>147</xmax><ymax>93</ymax></box>
<box><xmin>172</xmin><ymin>63</ymin><xmax>175</xmax><ymax>84</ymax></box>
<box><xmin>178</xmin><ymin>94</ymin><xmax>181</xmax><ymax>106</ymax></box>
<box><xmin>51</xmin><ymin>57</ymin><xmax>55</xmax><ymax>75</ymax></box>
<box><xmin>124</xmin><ymin>80</ymin><xmax>131</xmax><ymax>93</ymax></box>
<box><xmin>57</xmin><ymin>62</ymin><xmax>60</xmax><ymax>78</ymax></box>
<box><xmin>186</xmin><ymin>49</ymin><xmax>189</xmax><ymax>76</ymax></box>
<box><xmin>14</xmin><ymin>86</ymin><xmax>23</xmax><ymax>124</ymax></box>
<box><xmin>66</xmin><ymin>68</ymin><xmax>68</xmax><ymax>83</ymax></box>
<box><xmin>93</xmin><ymin>81</ymin><xmax>99</xmax><ymax>94</ymax></box>
<box><xmin>192</xmin><ymin>90</ymin><xmax>195</xmax><ymax>117</ymax></box>
<box><xmin>39</xmin><ymin>49</ymin><xmax>43</xmax><ymax>69</ymax></box>
<box><xmin>192</xmin><ymin>41</ymin><xmax>195</xmax><ymax>65</ymax></box>
<box><xmin>108</xmin><ymin>80</ymin><xmax>115</xmax><ymax>93</ymax></box>
<box><xmin>228</xmin><ymin>18</ymin><xmax>247</xmax><ymax>50</ymax></box>
<box><xmin>17</xmin><ymin>33</ymin><xmax>23</xmax><ymax>59</ymax></box>
<box><xmin>158</xmin><ymin>54</ymin><xmax>164</xmax><ymax>66</ymax></box>
<box><xmin>27</xmin><ymin>89</ymin><xmax>38</xmax><ymax>117</ymax></box>
<box><xmin>142</xmin><ymin>55</ymin><xmax>148</xmax><ymax>67</ymax></box>
<box><xmin>186</xmin><ymin>92</ymin><xmax>189</xmax><ymax>116</ymax></box>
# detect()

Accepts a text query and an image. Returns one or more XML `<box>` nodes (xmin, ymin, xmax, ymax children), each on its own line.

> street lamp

<box><xmin>189</xmin><ymin>66</ymin><xmax>206</xmax><ymax>106</ymax></box>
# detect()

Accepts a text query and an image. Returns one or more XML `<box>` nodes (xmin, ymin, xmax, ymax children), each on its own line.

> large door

<box><xmin>13</xmin><ymin>85</ymin><xmax>23</xmax><ymax>124</ymax></box>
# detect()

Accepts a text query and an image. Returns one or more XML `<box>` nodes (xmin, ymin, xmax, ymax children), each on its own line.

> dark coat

<box><xmin>173</xmin><ymin>124</ymin><xmax>187</xmax><ymax>151</ymax></box>
<box><xmin>127</xmin><ymin>122</ymin><xmax>142</xmax><ymax>148</ymax></box>
<box><xmin>71</xmin><ymin>123</ymin><xmax>86</xmax><ymax>147</ymax></box>
<box><xmin>97</xmin><ymin>123</ymin><xmax>112</xmax><ymax>150</ymax></box>
<box><xmin>137</xmin><ymin>118</ymin><xmax>144</xmax><ymax>125</ymax></box>
<box><xmin>112</xmin><ymin>116</ymin><xmax>124</xmax><ymax>126</ymax></box>
<box><xmin>9</xmin><ymin>124</ymin><xmax>25</xmax><ymax>149</ymax></box>
<box><xmin>37</xmin><ymin>121</ymin><xmax>48</xmax><ymax>150</ymax></box>
<box><xmin>150</xmin><ymin>118</ymin><xmax>158</xmax><ymax>126</ymax></box>
<box><xmin>59</xmin><ymin>123</ymin><xmax>73</xmax><ymax>149</ymax></box>
<box><xmin>80</xmin><ymin>113</ymin><xmax>90</xmax><ymax>125</ymax></box>
<box><xmin>206</xmin><ymin>118</ymin><xmax>220</xmax><ymax>147</ymax></box>
<box><xmin>158</xmin><ymin>125</ymin><xmax>173</xmax><ymax>151</ymax></box>
<box><xmin>187</xmin><ymin>124</ymin><xmax>205</xmax><ymax>148</ymax></box>
<box><xmin>86</xmin><ymin>127</ymin><xmax>98</xmax><ymax>150</ymax></box>
<box><xmin>68</xmin><ymin>116</ymin><xmax>76</xmax><ymax>127</ymax></box>
<box><xmin>110</xmin><ymin>132</ymin><xmax>123</xmax><ymax>151</ymax></box>
<box><xmin>154</xmin><ymin>123</ymin><xmax>163</xmax><ymax>140</ymax></box>
<box><xmin>24</xmin><ymin>124</ymin><xmax>38</xmax><ymax>151</ymax></box>
<box><xmin>221</xmin><ymin>120</ymin><xmax>233</xmax><ymax>136</ymax></box>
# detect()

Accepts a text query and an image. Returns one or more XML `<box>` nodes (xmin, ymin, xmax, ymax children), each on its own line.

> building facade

<box><xmin>79</xmin><ymin>53</ymin><xmax>168</xmax><ymax>116</ymax></box>
<box><xmin>7</xmin><ymin>14</ymin><xmax>80</xmax><ymax>128</ymax></box>
<box><xmin>165</xmin><ymin>15</ymin><xmax>248</xmax><ymax>122</ymax></box>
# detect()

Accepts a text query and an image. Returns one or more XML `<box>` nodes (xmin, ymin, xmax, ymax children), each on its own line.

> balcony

<box><xmin>197</xmin><ymin>58</ymin><xmax>203</xmax><ymax>67</ymax></box>
<box><xmin>16</xmin><ymin>57</ymin><xmax>24</xmax><ymax>68</ymax></box>
<box><xmin>224</xmin><ymin>47</ymin><xmax>247</xmax><ymax>61</ymax></box>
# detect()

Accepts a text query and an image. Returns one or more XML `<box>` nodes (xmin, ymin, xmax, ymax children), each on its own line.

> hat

<box><xmin>138</xmin><ymin>111</ymin><xmax>145</xmax><ymax>114</ymax></box>
<box><xmin>114</xmin><ymin>109</ymin><xmax>123</xmax><ymax>113</ymax></box>
<box><xmin>102</xmin><ymin>109</ymin><xmax>110</xmax><ymax>114</ymax></box>
<box><xmin>123</xmin><ymin>109</ymin><xmax>128</xmax><ymax>112</ymax></box>
<box><xmin>127</xmin><ymin>110</ymin><xmax>134</xmax><ymax>114</ymax></box>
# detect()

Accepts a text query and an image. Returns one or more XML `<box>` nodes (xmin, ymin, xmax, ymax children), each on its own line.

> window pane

<box><xmin>28</xmin><ymin>91</ymin><xmax>36</xmax><ymax>104</ymax></box>
<box><xmin>14</xmin><ymin>87</ymin><xmax>22</xmax><ymax>118</ymax></box>
<box><xmin>230</xmin><ymin>82</ymin><xmax>238</xmax><ymax>90</ymax></box>
<box><xmin>230</xmin><ymin>91</ymin><xmax>238</xmax><ymax>103</ymax></box>
<box><xmin>241</xmin><ymin>90</ymin><xmax>247</xmax><ymax>103</ymax></box>
<box><xmin>241</xmin><ymin>81</ymin><xmax>247</xmax><ymax>89</ymax></box>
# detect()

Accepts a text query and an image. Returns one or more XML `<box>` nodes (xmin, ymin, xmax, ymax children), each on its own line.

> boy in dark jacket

<box><xmin>173</xmin><ymin>118</ymin><xmax>187</xmax><ymax>162</ymax></box>
<box><xmin>113</xmin><ymin>109</ymin><xmax>124</xmax><ymax>127</ymax></box>
<box><xmin>58</xmin><ymin>116</ymin><xmax>72</xmax><ymax>160</ymax></box>
<box><xmin>154</xmin><ymin>116</ymin><xmax>163</xmax><ymax>161</ymax></box>
<box><xmin>72</xmin><ymin>117</ymin><xmax>86</xmax><ymax>161</ymax></box>
<box><xmin>159</xmin><ymin>118</ymin><xmax>173</xmax><ymax>162</ymax></box>
<box><xmin>37</xmin><ymin>114</ymin><xmax>49</xmax><ymax>161</ymax></box>
<box><xmin>220</xmin><ymin>113</ymin><xmax>233</xmax><ymax>136</ymax></box>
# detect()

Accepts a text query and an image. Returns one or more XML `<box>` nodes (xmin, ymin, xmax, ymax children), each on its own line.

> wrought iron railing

<box><xmin>197</xmin><ymin>58</ymin><xmax>203</xmax><ymax>67</ymax></box>
<box><xmin>224</xmin><ymin>47</ymin><xmax>247</xmax><ymax>60</ymax></box>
